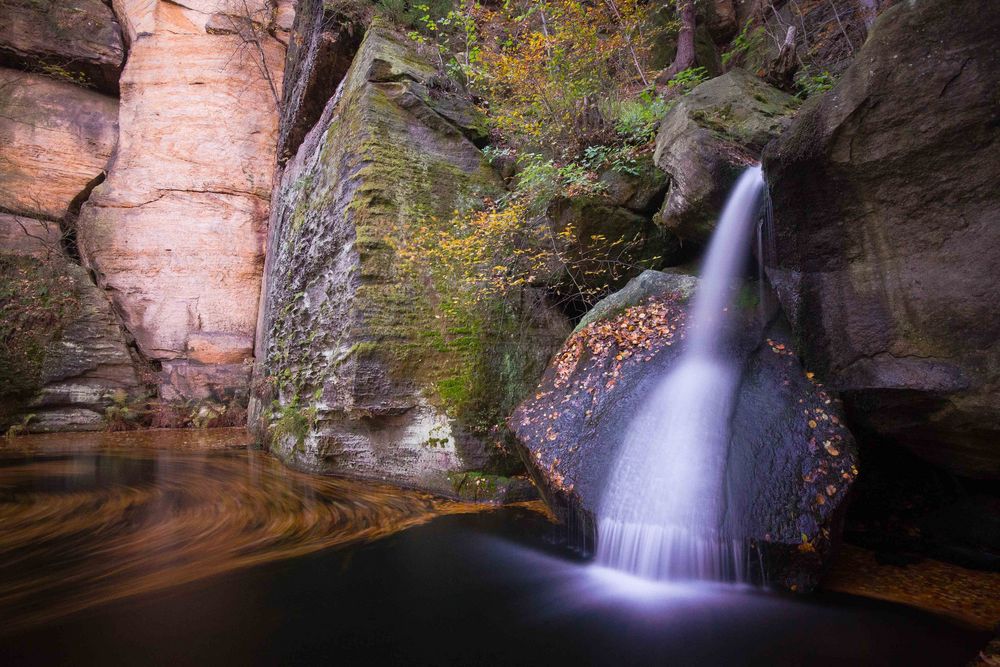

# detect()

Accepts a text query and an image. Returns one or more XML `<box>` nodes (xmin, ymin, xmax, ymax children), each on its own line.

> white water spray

<box><xmin>596</xmin><ymin>166</ymin><xmax>766</xmax><ymax>582</ymax></box>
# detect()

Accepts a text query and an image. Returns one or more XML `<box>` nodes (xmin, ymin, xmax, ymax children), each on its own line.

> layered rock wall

<box><xmin>77</xmin><ymin>0</ymin><xmax>286</xmax><ymax>402</ymax></box>
<box><xmin>0</xmin><ymin>50</ymin><xmax>142</xmax><ymax>430</ymax></box>
<box><xmin>253</xmin><ymin>26</ymin><xmax>566</xmax><ymax>495</ymax></box>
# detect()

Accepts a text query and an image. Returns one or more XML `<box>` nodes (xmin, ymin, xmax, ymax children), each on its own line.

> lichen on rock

<box><xmin>253</xmin><ymin>25</ymin><xmax>561</xmax><ymax>497</ymax></box>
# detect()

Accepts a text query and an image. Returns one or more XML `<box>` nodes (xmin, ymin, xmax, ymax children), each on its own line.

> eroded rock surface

<box><xmin>1</xmin><ymin>217</ymin><xmax>142</xmax><ymax>432</ymax></box>
<box><xmin>253</xmin><ymin>27</ymin><xmax>564</xmax><ymax>495</ymax></box>
<box><xmin>77</xmin><ymin>1</ymin><xmax>286</xmax><ymax>402</ymax></box>
<box><xmin>277</xmin><ymin>0</ymin><xmax>368</xmax><ymax>163</ymax></box>
<box><xmin>0</xmin><ymin>69</ymin><xmax>118</xmax><ymax>221</ymax></box>
<box><xmin>654</xmin><ymin>69</ymin><xmax>797</xmax><ymax>242</ymax></box>
<box><xmin>511</xmin><ymin>271</ymin><xmax>857</xmax><ymax>589</ymax></box>
<box><xmin>763</xmin><ymin>0</ymin><xmax>1000</xmax><ymax>478</ymax></box>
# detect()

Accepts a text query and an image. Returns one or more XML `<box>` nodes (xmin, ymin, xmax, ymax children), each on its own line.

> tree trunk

<box><xmin>655</xmin><ymin>0</ymin><xmax>697</xmax><ymax>87</ymax></box>
<box><xmin>765</xmin><ymin>25</ymin><xmax>799</xmax><ymax>91</ymax></box>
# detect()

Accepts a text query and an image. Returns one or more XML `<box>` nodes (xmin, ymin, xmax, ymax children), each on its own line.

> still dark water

<box><xmin>0</xmin><ymin>430</ymin><xmax>989</xmax><ymax>666</ymax></box>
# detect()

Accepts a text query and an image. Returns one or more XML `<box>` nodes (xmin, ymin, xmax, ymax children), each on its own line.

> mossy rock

<box><xmin>653</xmin><ymin>69</ymin><xmax>798</xmax><ymax>243</ymax></box>
<box><xmin>254</xmin><ymin>27</ymin><xmax>567</xmax><ymax>495</ymax></box>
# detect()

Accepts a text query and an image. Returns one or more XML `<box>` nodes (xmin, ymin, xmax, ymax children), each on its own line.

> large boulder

<box><xmin>0</xmin><ymin>0</ymin><xmax>125</xmax><ymax>95</ymax></box>
<box><xmin>763</xmin><ymin>0</ymin><xmax>1000</xmax><ymax>478</ymax></box>
<box><xmin>0</xmin><ymin>69</ymin><xmax>118</xmax><ymax>221</ymax></box>
<box><xmin>76</xmin><ymin>1</ymin><xmax>286</xmax><ymax>403</ymax></box>
<box><xmin>654</xmin><ymin>70</ymin><xmax>798</xmax><ymax>242</ymax></box>
<box><xmin>252</xmin><ymin>27</ymin><xmax>566</xmax><ymax>496</ymax></box>
<box><xmin>510</xmin><ymin>271</ymin><xmax>857</xmax><ymax>590</ymax></box>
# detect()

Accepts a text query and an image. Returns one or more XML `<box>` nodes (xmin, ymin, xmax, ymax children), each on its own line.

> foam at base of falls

<box><xmin>596</xmin><ymin>519</ymin><xmax>747</xmax><ymax>582</ymax></box>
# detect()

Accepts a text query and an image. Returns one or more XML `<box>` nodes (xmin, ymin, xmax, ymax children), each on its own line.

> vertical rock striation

<box><xmin>76</xmin><ymin>0</ymin><xmax>286</xmax><ymax>403</ymax></box>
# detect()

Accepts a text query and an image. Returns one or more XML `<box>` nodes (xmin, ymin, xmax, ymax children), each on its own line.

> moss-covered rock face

<box><xmin>253</xmin><ymin>26</ymin><xmax>562</xmax><ymax>496</ymax></box>
<box><xmin>510</xmin><ymin>270</ymin><xmax>858</xmax><ymax>591</ymax></box>
<box><xmin>763</xmin><ymin>0</ymin><xmax>1000</xmax><ymax>479</ymax></box>
<box><xmin>653</xmin><ymin>69</ymin><xmax>798</xmax><ymax>243</ymax></box>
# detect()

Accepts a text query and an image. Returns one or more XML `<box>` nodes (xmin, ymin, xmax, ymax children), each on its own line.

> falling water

<box><xmin>596</xmin><ymin>166</ymin><xmax>766</xmax><ymax>582</ymax></box>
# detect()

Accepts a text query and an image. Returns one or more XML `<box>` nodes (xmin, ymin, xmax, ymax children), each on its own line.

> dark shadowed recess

<box><xmin>277</xmin><ymin>0</ymin><xmax>368</xmax><ymax>163</ymax></box>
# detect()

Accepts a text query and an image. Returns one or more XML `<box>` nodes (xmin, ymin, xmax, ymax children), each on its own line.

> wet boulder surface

<box><xmin>763</xmin><ymin>0</ymin><xmax>1000</xmax><ymax>479</ymax></box>
<box><xmin>511</xmin><ymin>271</ymin><xmax>857</xmax><ymax>589</ymax></box>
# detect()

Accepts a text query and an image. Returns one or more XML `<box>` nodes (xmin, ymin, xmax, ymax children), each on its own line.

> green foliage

<box><xmin>270</xmin><ymin>394</ymin><xmax>317</xmax><ymax>447</ymax></box>
<box><xmin>482</xmin><ymin>145</ymin><xmax>514</xmax><ymax>165</ymax></box>
<box><xmin>795</xmin><ymin>69</ymin><xmax>836</xmax><ymax>98</ymax></box>
<box><xmin>582</xmin><ymin>143</ymin><xmax>641</xmax><ymax>176</ymax></box>
<box><xmin>104</xmin><ymin>389</ymin><xmax>142</xmax><ymax>432</ymax></box>
<box><xmin>610</xmin><ymin>89</ymin><xmax>671</xmax><ymax>144</ymax></box>
<box><xmin>376</xmin><ymin>0</ymin><xmax>453</xmax><ymax>29</ymax></box>
<box><xmin>512</xmin><ymin>152</ymin><xmax>605</xmax><ymax>214</ymax></box>
<box><xmin>38</xmin><ymin>63</ymin><xmax>91</xmax><ymax>88</ymax></box>
<box><xmin>666</xmin><ymin>66</ymin><xmax>709</xmax><ymax>93</ymax></box>
<box><xmin>4</xmin><ymin>413</ymin><xmax>35</xmax><ymax>440</ymax></box>
<box><xmin>722</xmin><ymin>20</ymin><xmax>767</xmax><ymax>70</ymax></box>
<box><xmin>404</xmin><ymin>2</ymin><xmax>480</xmax><ymax>80</ymax></box>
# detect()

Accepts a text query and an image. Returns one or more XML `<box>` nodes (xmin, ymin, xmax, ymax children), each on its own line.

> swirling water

<box><xmin>597</xmin><ymin>166</ymin><xmax>766</xmax><ymax>582</ymax></box>
<box><xmin>0</xmin><ymin>428</ymin><xmax>987</xmax><ymax>666</ymax></box>
<box><xmin>0</xmin><ymin>429</ymin><xmax>485</xmax><ymax>634</ymax></box>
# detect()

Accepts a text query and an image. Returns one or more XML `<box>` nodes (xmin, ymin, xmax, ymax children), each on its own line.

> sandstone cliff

<box><xmin>77</xmin><ymin>0</ymin><xmax>286</xmax><ymax>404</ymax></box>
<box><xmin>1</xmin><ymin>0</ymin><xmax>289</xmax><ymax>429</ymax></box>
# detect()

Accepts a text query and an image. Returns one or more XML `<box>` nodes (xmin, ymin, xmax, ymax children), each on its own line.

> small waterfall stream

<box><xmin>596</xmin><ymin>166</ymin><xmax>766</xmax><ymax>582</ymax></box>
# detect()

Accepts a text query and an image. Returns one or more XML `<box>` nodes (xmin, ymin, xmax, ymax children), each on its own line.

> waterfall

<box><xmin>595</xmin><ymin>166</ymin><xmax>766</xmax><ymax>582</ymax></box>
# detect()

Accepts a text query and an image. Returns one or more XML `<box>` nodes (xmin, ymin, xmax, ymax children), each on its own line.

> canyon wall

<box><xmin>1</xmin><ymin>0</ymin><xmax>289</xmax><ymax>429</ymax></box>
<box><xmin>76</xmin><ymin>0</ymin><xmax>286</xmax><ymax>403</ymax></box>
<box><xmin>764</xmin><ymin>0</ymin><xmax>1000</xmax><ymax>478</ymax></box>
<box><xmin>251</xmin><ymin>18</ymin><xmax>567</xmax><ymax>498</ymax></box>
<box><xmin>0</xmin><ymin>4</ymin><xmax>140</xmax><ymax>429</ymax></box>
